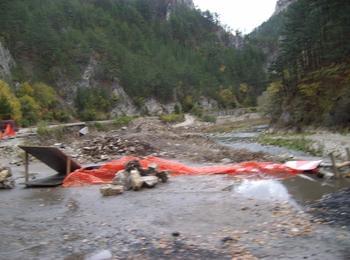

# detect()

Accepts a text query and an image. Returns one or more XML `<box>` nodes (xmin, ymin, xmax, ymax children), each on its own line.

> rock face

<box><xmin>274</xmin><ymin>0</ymin><xmax>298</xmax><ymax>15</ymax></box>
<box><xmin>199</xmin><ymin>96</ymin><xmax>218</xmax><ymax>111</ymax></box>
<box><xmin>0</xmin><ymin>42</ymin><xmax>15</xmax><ymax>80</ymax></box>
<box><xmin>111</xmin><ymin>82</ymin><xmax>140</xmax><ymax>116</ymax></box>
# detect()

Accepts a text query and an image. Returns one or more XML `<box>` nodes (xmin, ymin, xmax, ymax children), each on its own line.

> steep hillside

<box><xmin>256</xmin><ymin>0</ymin><xmax>350</xmax><ymax>128</ymax></box>
<box><xmin>0</xmin><ymin>0</ymin><xmax>267</xmax><ymax>124</ymax></box>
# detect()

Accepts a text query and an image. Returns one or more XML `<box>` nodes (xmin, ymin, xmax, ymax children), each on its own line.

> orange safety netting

<box><xmin>63</xmin><ymin>156</ymin><xmax>299</xmax><ymax>187</ymax></box>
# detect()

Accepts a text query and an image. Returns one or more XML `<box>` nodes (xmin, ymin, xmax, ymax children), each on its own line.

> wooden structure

<box><xmin>19</xmin><ymin>146</ymin><xmax>81</xmax><ymax>187</ymax></box>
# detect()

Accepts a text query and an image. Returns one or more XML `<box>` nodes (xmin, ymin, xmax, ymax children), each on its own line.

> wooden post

<box><xmin>66</xmin><ymin>156</ymin><xmax>71</xmax><ymax>175</ymax></box>
<box><xmin>330</xmin><ymin>152</ymin><xmax>340</xmax><ymax>178</ymax></box>
<box><xmin>24</xmin><ymin>152</ymin><xmax>29</xmax><ymax>183</ymax></box>
<box><xmin>346</xmin><ymin>148</ymin><xmax>350</xmax><ymax>162</ymax></box>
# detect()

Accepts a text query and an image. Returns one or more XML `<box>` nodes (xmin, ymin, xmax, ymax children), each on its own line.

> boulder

<box><xmin>100</xmin><ymin>185</ymin><xmax>124</xmax><ymax>196</ymax></box>
<box><xmin>112</xmin><ymin>170</ymin><xmax>131</xmax><ymax>190</ymax></box>
<box><xmin>130</xmin><ymin>169</ymin><xmax>143</xmax><ymax>191</ymax></box>
<box><xmin>156</xmin><ymin>171</ymin><xmax>169</xmax><ymax>183</ymax></box>
<box><xmin>0</xmin><ymin>169</ymin><xmax>11</xmax><ymax>182</ymax></box>
<box><xmin>142</xmin><ymin>176</ymin><xmax>159</xmax><ymax>188</ymax></box>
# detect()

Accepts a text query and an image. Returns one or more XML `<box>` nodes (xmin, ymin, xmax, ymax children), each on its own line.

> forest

<box><xmin>257</xmin><ymin>0</ymin><xmax>350</xmax><ymax>127</ymax></box>
<box><xmin>0</xmin><ymin>0</ymin><xmax>349</xmax><ymax>127</ymax></box>
<box><xmin>0</xmin><ymin>0</ymin><xmax>266</xmax><ymax>125</ymax></box>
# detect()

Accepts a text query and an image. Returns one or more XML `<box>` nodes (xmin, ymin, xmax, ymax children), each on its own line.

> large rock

<box><xmin>0</xmin><ymin>167</ymin><xmax>15</xmax><ymax>189</ymax></box>
<box><xmin>142</xmin><ymin>176</ymin><xmax>159</xmax><ymax>188</ymax></box>
<box><xmin>111</xmin><ymin>82</ymin><xmax>140</xmax><ymax>116</ymax></box>
<box><xmin>112</xmin><ymin>170</ymin><xmax>131</xmax><ymax>190</ymax></box>
<box><xmin>100</xmin><ymin>185</ymin><xmax>124</xmax><ymax>196</ymax></box>
<box><xmin>0</xmin><ymin>169</ymin><xmax>11</xmax><ymax>182</ymax></box>
<box><xmin>130</xmin><ymin>169</ymin><xmax>143</xmax><ymax>191</ymax></box>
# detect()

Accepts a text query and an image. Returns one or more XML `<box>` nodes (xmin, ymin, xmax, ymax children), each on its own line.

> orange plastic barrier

<box><xmin>3</xmin><ymin>124</ymin><xmax>16</xmax><ymax>138</ymax></box>
<box><xmin>63</xmin><ymin>156</ymin><xmax>299</xmax><ymax>187</ymax></box>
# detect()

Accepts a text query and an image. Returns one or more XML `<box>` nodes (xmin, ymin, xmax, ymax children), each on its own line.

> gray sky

<box><xmin>193</xmin><ymin>0</ymin><xmax>277</xmax><ymax>34</ymax></box>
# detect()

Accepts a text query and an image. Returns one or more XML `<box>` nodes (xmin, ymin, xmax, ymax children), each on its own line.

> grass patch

<box><xmin>113</xmin><ymin>116</ymin><xmax>134</xmax><ymax>128</ymax></box>
<box><xmin>159</xmin><ymin>113</ymin><xmax>184</xmax><ymax>123</ymax></box>
<box><xmin>258</xmin><ymin>134</ymin><xmax>324</xmax><ymax>156</ymax></box>
<box><xmin>205</xmin><ymin>118</ymin><xmax>269</xmax><ymax>133</ymax></box>
<box><xmin>36</xmin><ymin>121</ymin><xmax>68</xmax><ymax>140</ymax></box>
<box><xmin>200</xmin><ymin>114</ymin><xmax>217</xmax><ymax>123</ymax></box>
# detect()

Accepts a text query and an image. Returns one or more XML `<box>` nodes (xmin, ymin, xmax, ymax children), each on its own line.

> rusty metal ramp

<box><xmin>19</xmin><ymin>146</ymin><xmax>81</xmax><ymax>187</ymax></box>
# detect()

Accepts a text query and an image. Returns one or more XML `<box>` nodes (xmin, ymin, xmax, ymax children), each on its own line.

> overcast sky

<box><xmin>193</xmin><ymin>0</ymin><xmax>277</xmax><ymax>34</ymax></box>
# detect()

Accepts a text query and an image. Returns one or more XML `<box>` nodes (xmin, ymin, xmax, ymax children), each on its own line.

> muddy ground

<box><xmin>1</xmin><ymin>115</ymin><xmax>350</xmax><ymax>259</ymax></box>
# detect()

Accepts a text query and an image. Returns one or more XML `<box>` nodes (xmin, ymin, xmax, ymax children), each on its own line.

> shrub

<box><xmin>0</xmin><ymin>80</ymin><xmax>22</xmax><ymax>122</ymax></box>
<box><xmin>113</xmin><ymin>116</ymin><xmax>134</xmax><ymax>128</ymax></box>
<box><xmin>36</xmin><ymin>121</ymin><xmax>50</xmax><ymax>136</ymax></box>
<box><xmin>201</xmin><ymin>114</ymin><xmax>216</xmax><ymax>123</ymax></box>
<box><xmin>159</xmin><ymin>113</ymin><xmax>184</xmax><ymax>123</ymax></box>
<box><xmin>19</xmin><ymin>95</ymin><xmax>40</xmax><ymax>126</ymax></box>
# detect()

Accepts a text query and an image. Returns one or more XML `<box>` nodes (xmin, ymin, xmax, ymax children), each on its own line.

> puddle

<box><xmin>234</xmin><ymin>179</ymin><xmax>291</xmax><ymax>202</ymax></box>
<box><xmin>233</xmin><ymin>176</ymin><xmax>350</xmax><ymax>206</ymax></box>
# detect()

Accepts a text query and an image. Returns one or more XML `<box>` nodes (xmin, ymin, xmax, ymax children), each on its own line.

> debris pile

<box><xmin>77</xmin><ymin>136</ymin><xmax>157</xmax><ymax>162</ymax></box>
<box><xmin>100</xmin><ymin>160</ymin><xmax>169</xmax><ymax>196</ymax></box>
<box><xmin>0</xmin><ymin>166</ymin><xmax>15</xmax><ymax>189</ymax></box>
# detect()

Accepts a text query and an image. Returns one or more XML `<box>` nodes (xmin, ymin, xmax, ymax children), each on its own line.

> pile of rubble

<box><xmin>76</xmin><ymin>135</ymin><xmax>157</xmax><ymax>162</ymax></box>
<box><xmin>100</xmin><ymin>160</ymin><xmax>169</xmax><ymax>196</ymax></box>
<box><xmin>0</xmin><ymin>166</ymin><xmax>15</xmax><ymax>189</ymax></box>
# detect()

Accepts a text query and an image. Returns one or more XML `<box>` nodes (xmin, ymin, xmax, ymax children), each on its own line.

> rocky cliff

<box><xmin>0</xmin><ymin>42</ymin><xmax>15</xmax><ymax>80</ymax></box>
<box><xmin>274</xmin><ymin>0</ymin><xmax>297</xmax><ymax>15</ymax></box>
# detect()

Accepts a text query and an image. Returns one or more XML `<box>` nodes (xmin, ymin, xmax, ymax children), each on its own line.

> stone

<box><xmin>130</xmin><ymin>169</ymin><xmax>143</xmax><ymax>191</ymax></box>
<box><xmin>112</xmin><ymin>170</ymin><xmax>131</xmax><ymax>190</ymax></box>
<box><xmin>100</xmin><ymin>185</ymin><xmax>124</xmax><ymax>196</ymax></box>
<box><xmin>156</xmin><ymin>171</ymin><xmax>169</xmax><ymax>183</ymax></box>
<box><xmin>221</xmin><ymin>158</ymin><xmax>232</xmax><ymax>164</ymax></box>
<box><xmin>100</xmin><ymin>155</ymin><xmax>109</xmax><ymax>161</ymax></box>
<box><xmin>141</xmin><ymin>176</ymin><xmax>159</xmax><ymax>188</ymax></box>
<box><xmin>0</xmin><ymin>169</ymin><xmax>11</xmax><ymax>182</ymax></box>
<box><xmin>0</xmin><ymin>168</ymin><xmax>15</xmax><ymax>189</ymax></box>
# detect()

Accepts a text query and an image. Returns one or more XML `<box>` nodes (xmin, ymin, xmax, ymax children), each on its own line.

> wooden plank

<box><xmin>19</xmin><ymin>146</ymin><xmax>81</xmax><ymax>175</ymax></box>
<box><xmin>66</xmin><ymin>157</ymin><xmax>71</xmax><ymax>175</ymax></box>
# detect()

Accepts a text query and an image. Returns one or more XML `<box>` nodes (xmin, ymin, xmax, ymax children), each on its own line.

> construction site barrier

<box><xmin>0</xmin><ymin>124</ymin><xmax>16</xmax><ymax>140</ymax></box>
<box><xmin>63</xmin><ymin>156</ymin><xmax>299</xmax><ymax>187</ymax></box>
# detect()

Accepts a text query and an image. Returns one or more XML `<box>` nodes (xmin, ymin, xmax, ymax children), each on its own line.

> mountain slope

<box><xmin>254</xmin><ymin>0</ymin><xmax>350</xmax><ymax>127</ymax></box>
<box><xmin>0</xmin><ymin>0</ymin><xmax>267</xmax><ymax>123</ymax></box>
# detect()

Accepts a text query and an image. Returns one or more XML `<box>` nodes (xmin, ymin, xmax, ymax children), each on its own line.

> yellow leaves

<box><xmin>266</xmin><ymin>81</ymin><xmax>282</xmax><ymax>95</ymax></box>
<box><xmin>18</xmin><ymin>82</ymin><xmax>34</xmax><ymax>97</ymax></box>
<box><xmin>0</xmin><ymin>80</ymin><xmax>22</xmax><ymax>122</ymax></box>
<box><xmin>239</xmin><ymin>83</ymin><xmax>249</xmax><ymax>93</ymax></box>
<box><xmin>298</xmin><ymin>82</ymin><xmax>320</xmax><ymax>97</ymax></box>
<box><xmin>218</xmin><ymin>88</ymin><xmax>235</xmax><ymax>107</ymax></box>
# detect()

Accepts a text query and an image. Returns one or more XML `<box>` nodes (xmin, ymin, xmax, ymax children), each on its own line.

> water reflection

<box><xmin>234</xmin><ymin>179</ymin><xmax>291</xmax><ymax>202</ymax></box>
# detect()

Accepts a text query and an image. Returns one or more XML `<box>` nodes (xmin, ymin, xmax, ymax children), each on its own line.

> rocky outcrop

<box><xmin>199</xmin><ymin>96</ymin><xmax>218</xmax><ymax>111</ymax></box>
<box><xmin>166</xmin><ymin>0</ymin><xmax>194</xmax><ymax>20</ymax></box>
<box><xmin>144</xmin><ymin>98</ymin><xmax>180</xmax><ymax>115</ymax></box>
<box><xmin>274</xmin><ymin>0</ymin><xmax>297</xmax><ymax>15</ymax></box>
<box><xmin>111</xmin><ymin>83</ymin><xmax>139</xmax><ymax>116</ymax></box>
<box><xmin>0</xmin><ymin>42</ymin><xmax>15</xmax><ymax>80</ymax></box>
